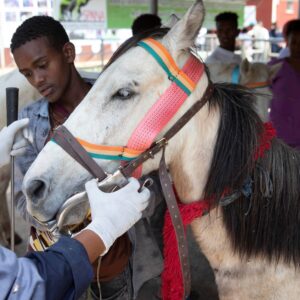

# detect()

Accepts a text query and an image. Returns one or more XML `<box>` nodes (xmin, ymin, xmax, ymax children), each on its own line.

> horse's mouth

<box><xmin>31</xmin><ymin>187</ymin><xmax>88</xmax><ymax>232</ymax></box>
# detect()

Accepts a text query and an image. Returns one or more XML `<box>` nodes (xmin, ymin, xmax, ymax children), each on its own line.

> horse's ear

<box><xmin>163</xmin><ymin>0</ymin><xmax>205</xmax><ymax>54</ymax></box>
<box><xmin>240</xmin><ymin>58</ymin><xmax>250</xmax><ymax>74</ymax></box>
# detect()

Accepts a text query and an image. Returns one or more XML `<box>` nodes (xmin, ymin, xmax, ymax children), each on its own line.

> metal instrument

<box><xmin>34</xmin><ymin>169</ymin><xmax>129</xmax><ymax>236</ymax></box>
<box><xmin>6</xmin><ymin>87</ymin><xmax>19</xmax><ymax>251</ymax></box>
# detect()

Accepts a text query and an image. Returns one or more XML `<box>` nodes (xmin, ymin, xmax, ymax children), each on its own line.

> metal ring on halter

<box><xmin>138</xmin><ymin>177</ymin><xmax>154</xmax><ymax>192</ymax></box>
<box><xmin>32</xmin><ymin>169</ymin><xmax>129</xmax><ymax>235</ymax></box>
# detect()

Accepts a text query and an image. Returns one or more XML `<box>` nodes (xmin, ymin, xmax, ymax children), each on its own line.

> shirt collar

<box><xmin>33</xmin><ymin>98</ymin><xmax>49</xmax><ymax>118</ymax></box>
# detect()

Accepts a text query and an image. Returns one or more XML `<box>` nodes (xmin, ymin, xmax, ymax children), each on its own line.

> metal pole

<box><xmin>6</xmin><ymin>88</ymin><xmax>19</xmax><ymax>251</ymax></box>
<box><xmin>101</xmin><ymin>37</ymin><xmax>104</xmax><ymax>69</ymax></box>
<box><xmin>150</xmin><ymin>0</ymin><xmax>158</xmax><ymax>15</ymax></box>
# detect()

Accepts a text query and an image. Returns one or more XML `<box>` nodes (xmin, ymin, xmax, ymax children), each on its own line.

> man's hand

<box><xmin>0</xmin><ymin>119</ymin><xmax>30</xmax><ymax>168</ymax></box>
<box><xmin>84</xmin><ymin>177</ymin><xmax>150</xmax><ymax>255</ymax></box>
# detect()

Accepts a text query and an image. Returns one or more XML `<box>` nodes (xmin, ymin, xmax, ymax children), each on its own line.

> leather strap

<box><xmin>52</xmin><ymin>126</ymin><xmax>107</xmax><ymax>181</ymax></box>
<box><xmin>159</xmin><ymin>148</ymin><xmax>191</xmax><ymax>298</ymax></box>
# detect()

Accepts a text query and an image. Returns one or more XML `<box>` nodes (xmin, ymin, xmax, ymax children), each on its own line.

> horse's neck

<box><xmin>169</xmin><ymin>101</ymin><xmax>221</xmax><ymax>202</ymax></box>
<box><xmin>190</xmin><ymin>208</ymin><xmax>238</xmax><ymax>268</ymax></box>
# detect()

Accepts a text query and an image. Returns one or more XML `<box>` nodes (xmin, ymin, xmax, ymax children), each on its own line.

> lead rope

<box><xmin>96</xmin><ymin>256</ymin><xmax>102</xmax><ymax>300</ymax></box>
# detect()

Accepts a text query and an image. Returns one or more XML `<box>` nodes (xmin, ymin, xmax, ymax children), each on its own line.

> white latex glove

<box><xmin>85</xmin><ymin>177</ymin><xmax>150</xmax><ymax>255</ymax></box>
<box><xmin>0</xmin><ymin>118</ymin><xmax>30</xmax><ymax>168</ymax></box>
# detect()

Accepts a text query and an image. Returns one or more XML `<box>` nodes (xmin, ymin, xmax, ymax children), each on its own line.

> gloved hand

<box><xmin>0</xmin><ymin>118</ymin><xmax>30</xmax><ymax>168</ymax></box>
<box><xmin>85</xmin><ymin>177</ymin><xmax>150</xmax><ymax>255</ymax></box>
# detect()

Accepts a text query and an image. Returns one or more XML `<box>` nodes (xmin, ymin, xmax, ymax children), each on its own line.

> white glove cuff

<box><xmin>85</xmin><ymin>221</ymin><xmax>114</xmax><ymax>256</ymax></box>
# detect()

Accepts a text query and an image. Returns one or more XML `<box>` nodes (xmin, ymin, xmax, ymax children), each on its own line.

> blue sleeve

<box><xmin>0</xmin><ymin>237</ymin><xmax>93</xmax><ymax>300</ymax></box>
<box><xmin>0</xmin><ymin>245</ymin><xmax>46</xmax><ymax>299</ymax></box>
<box><xmin>26</xmin><ymin>236</ymin><xmax>93</xmax><ymax>300</ymax></box>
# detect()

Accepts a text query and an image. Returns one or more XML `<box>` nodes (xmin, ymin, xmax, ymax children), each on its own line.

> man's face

<box><xmin>13</xmin><ymin>37</ymin><xmax>72</xmax><ymax>103</ymax></box>
<box><xmin>288</xmin><ymin>31</ymin><xmax>300</xmax><ymax>59</ymax></box>
<box><xmin>216</xmin><ymin>20</ymin><xmax>239</xmax><ymax>50</ymax></box>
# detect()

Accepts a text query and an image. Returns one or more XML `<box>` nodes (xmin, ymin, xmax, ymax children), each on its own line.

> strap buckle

<box><xmin>155</xmin><ymin>137</ymin><xmax>168</xmax><ymax>147</ymax></box>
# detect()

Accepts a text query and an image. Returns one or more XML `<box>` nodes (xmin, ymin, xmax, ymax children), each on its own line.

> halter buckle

<box><xmin>155</xmin><ymin>137</ymin><xmax>168</xmax><ymax>147</ymax></box>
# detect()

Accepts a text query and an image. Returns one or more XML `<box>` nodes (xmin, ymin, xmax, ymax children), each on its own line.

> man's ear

<box><xmin>63</xmin><ymin>42</ymin><xmax>76</xmax><ymax>63</ymax></box>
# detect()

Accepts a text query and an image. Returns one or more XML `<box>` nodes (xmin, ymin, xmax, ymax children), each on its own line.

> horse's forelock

<box><xmin>103</xmin><ymin>28</ymin><xmax>170</xmax><ymax>72</ymax></box>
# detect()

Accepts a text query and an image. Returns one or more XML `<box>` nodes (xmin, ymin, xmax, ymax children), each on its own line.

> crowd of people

<box><xmin>0</xmin><ymin>8</ymin><xmax>299</xmax><ymax>300</ymax></box>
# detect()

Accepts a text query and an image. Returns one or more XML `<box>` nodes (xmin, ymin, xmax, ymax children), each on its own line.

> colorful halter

<box><xmin>53</xmin><ymin>38</ymin><xmax>204</xmax><ymax>172</ymax></box>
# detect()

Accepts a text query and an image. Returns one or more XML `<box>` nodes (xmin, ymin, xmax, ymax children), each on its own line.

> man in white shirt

<box><xmin>205</xmin><ymin>12</ymin><xmax>242</xmax><ymax>65</ymax></box>
<box><xmin>248</xmin><ymin>21</ymin><xmax>270</xmax><ymax>62</ymax></box>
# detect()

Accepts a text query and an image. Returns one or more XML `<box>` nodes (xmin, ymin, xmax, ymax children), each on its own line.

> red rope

<box><xmin>161</xmin><ymin>122</ymin><xmax>276</xmax><ymax>300</ymax></box>
<box><xmin>162</xmin><ymin>201</ymin><xmax>210</xmax><ymax>300</ymax></box>
<box><xmin>254</xmin><ymin>122</ymin><xmax>276</xmax><ymax>160</ymax></box>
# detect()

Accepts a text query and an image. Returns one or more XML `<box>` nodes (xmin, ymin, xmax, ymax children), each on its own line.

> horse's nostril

<box><xmin>26</xmin><ymin>179</ymin><xmax>49</xmax><ymax>204</ymax></box>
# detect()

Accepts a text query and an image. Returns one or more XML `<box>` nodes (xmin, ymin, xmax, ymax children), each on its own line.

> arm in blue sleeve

<box><xmin>0</xmin><ymin>245</ymin><xmax>46</xmax><ymax>299</ymax></box>
<box><xmin>26</xmin><ymin>236</ymin><xmax>93</xmax><ymax>300</ymax></box>
<box><xmin>0</xmin><ymin>237</ymin><xmax>93</xmax><ymax>300</ymax></box>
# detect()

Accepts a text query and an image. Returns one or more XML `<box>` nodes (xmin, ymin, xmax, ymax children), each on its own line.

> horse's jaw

<box><xmin>169</xmin><ymin>103</ymin><xmax>221</xmax><ymax>203</ymax></box>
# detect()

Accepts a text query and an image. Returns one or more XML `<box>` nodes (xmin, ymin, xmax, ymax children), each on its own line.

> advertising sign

<box><xmin>107</xmin><ymin>0</ymin><xmax>244</xmax><ymax>29</ymax></box>
<box><xmin>54</xmin><ymin>0</ymin><xmax>107</xmax><ymax>30</ymax></box>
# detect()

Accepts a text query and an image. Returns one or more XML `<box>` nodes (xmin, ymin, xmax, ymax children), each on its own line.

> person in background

<box><xmin>248</xmin><ymin>20</ymin><xmax>270</xmax><ymax>62</ymax></box>
<box><xmin>268</xmin><ymin>19</ymin><xmax>300</xmax><ymax>149</ymax></box>
<box><xmin>0</xmin><ymin>118</ymin><xmax>150</xmax><ymax>300</ymax></box>
<box><xmin>205</xmin><ymin>12</ymin><xmax>241</xmax><ymax>64</ymax></box>
<box><xmin>269</xmin><ymin>22</ymin><xmax>282</xmax><ymax>54</ymax></box>
<box><xmin>131</xmin><ymin>13</ymin><xmax>162</xmax><ymax>36</ymax></box>
<box><xmin>237</xmin><ymin>27</ymin><xmax>253</xmax><ymax>62</ymax></box>
<box><xmin>278</xmin><ymin>19</ymin><xmax>299</xmax><ymax>59</ymax></box>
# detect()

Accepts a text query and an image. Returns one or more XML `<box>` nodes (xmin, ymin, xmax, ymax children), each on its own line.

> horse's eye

<box><xmin>113</xmin><ymin>88</ymin><xmax>135</xmax><ymax>100</ymax></box>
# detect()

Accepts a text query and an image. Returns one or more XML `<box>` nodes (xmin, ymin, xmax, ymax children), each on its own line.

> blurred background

<box><xmin>0</xmin><ymin>0</ymin><xmax>299</xmax><ymax>74</ymax></box>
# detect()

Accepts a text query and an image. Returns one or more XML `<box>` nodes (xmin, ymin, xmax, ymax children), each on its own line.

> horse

<box><xmin>22</xmin><ymin>1</ymin><xmax>300</xmax><ymax>299</ymax></box>
<box><xmin>206</xmin><ymin>60</ymin><xmax>281</xmax><ymax>122</ymax></box>
<box><xmin>0</xmin><ymin>69</ymin><xmax>99</xmax><ymax>246</ymax></box>
<box><xmin>0</xmin><ymin>69</ymin><xmax>40</xmax><ymax>246</ymax></box>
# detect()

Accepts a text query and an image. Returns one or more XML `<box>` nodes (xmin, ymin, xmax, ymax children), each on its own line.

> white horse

<box><xmin>22</xmin><ymin>1</ymin><xmax>300</xmax><ymax>299</ymax></box>
<box><xmin>0</xmin><ymin>69</ymin><xmax>98</xmax><ymax>246</ymax></box>
<box><xmin>0</xmin><ymin>69</ymin><xmax>40</xmax><ymax>246</ymax></box>
<box><xmin>207</xmin><ymin>60</ymin><xmax>280</xmax><ymax>122</ymax></box>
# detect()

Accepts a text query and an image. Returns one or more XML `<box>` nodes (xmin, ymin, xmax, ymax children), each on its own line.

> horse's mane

<box><xmin>205</xmin><ymin>83</ymin><xmax>300</xmax><ymax>266</ymax></box>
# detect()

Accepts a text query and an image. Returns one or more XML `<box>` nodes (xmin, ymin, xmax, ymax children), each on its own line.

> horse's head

<box><xmin>23</xmin><ymin>0</ymin><xmax>218</xmax><ymax>224</ymax></box>
<box><xmin>207</xmin><ymin>59</ymin><xmax>275</xmax><ymax>122</ymax></box>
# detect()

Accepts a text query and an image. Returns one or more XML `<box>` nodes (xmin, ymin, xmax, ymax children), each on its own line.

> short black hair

<box><xmin>11</xmin><ymin>16</ymin><xmax>69</xmax><ymax>53</ymax></box>
<box><xmin>131</xmin><ymin>14</ymin><xmax>162</xmax><ymax>36</ymax></box>
<box><xmin>215</xmin><ymin>12</ymin><xmax>238</xmax><ymax>28</ymax></box>
<box><xmin>285</xmin><ymin>19</ymin><xmax>300</xmax><ymax>38</ymax></box>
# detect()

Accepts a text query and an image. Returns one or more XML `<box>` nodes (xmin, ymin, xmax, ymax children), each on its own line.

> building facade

<box><xmin>246</xmin><ymin>0</ymin><xmax>299</xmax><ymax>30</ymax></box>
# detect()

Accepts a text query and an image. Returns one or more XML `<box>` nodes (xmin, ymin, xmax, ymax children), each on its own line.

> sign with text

<box><xmin>54</xmin><ymin>0</ymin><xmax>107</xmax><ymax>30</ymax></box>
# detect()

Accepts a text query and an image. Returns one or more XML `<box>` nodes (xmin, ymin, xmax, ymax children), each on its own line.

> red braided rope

<box><xmin>254</xmin><ymin>122</ymin><xmax>276</xmax><ymax>160</ymax></box>
<box><xmin>162</xmin><ymin>201</ymin><xmax>210</xmax><ymax>300</ymax></box>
